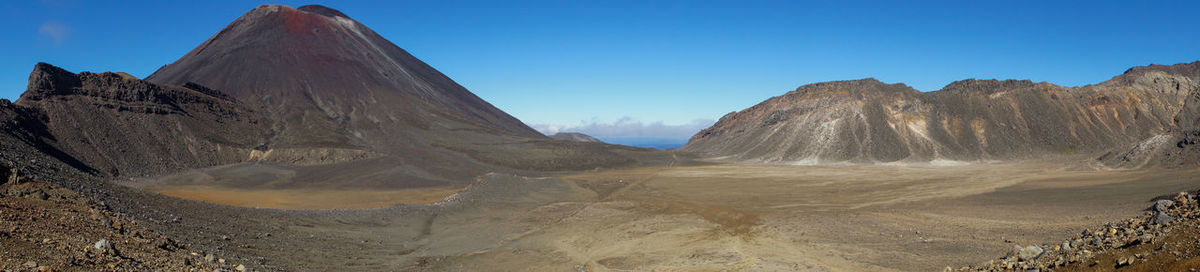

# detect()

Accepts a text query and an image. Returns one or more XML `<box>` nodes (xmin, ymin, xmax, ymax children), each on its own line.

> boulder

<box><xmin>5</xmin><ymin>167</ymin><xmax>20</xmax><ymax>185</ymax></box>
<box><xmin>1018</xmin><ymin>245</ymin><xmax>1044</xmax><ymax>261</ymax></box>
<box><xmin>1154</xmin><ymin>199</ymin><xmax>1175</xmax><ymax>212</ymax></box>
<box><xmin>1139</xmin><ymin>234</ymin><xmax>1155</xmax><ymax>244</ymax></box>
<box><xmin>1153</xmin><ymin>211</ymin><xmax>1173</xmax><ymax>225</ymax></box>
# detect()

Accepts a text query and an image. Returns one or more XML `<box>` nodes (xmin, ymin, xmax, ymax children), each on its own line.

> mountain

<box><xmin>683</xmin><ymin>61</ymin><xmax>1200</xmax><ymax>166</ymax></box>
<box><xmin>147</xmin><ymin>5</ymin><xmax>539</xmax><ymax>147</ymax></box>
<box><xmin>143</xmin><ymin>5</ymin><xmax>635</xmax><ymax>182</ymax></box>
<box><xmin>550</xmin><ymin>132</ymin><xmax>603</xmax><ymax>143</ymax></box>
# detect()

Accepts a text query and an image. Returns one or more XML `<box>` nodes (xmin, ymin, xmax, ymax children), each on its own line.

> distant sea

<box><xmin>599</xmin><ymin>137</ymin><xmax>688</xmax><ymax>150</ymax></box>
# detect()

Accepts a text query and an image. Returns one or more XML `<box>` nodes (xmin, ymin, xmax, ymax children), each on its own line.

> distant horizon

<box><xmin>3</xmin><ymin>1</ymin><xmax>1198</xmax><ymax>140</ymax></box>
<box><xmin>596</xmin><ymin>137</ymin><xmax>690</xmax><ymax>150</ymax></box>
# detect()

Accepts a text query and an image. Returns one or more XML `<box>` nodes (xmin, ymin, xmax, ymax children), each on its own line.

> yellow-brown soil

<box><xmin>150</xmin><ymin>186</ymin><xmax>461</xmax><ymax>210</ymax></box>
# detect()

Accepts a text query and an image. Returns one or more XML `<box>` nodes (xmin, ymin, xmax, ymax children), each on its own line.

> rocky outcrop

<box><xmin>684</xmin><ymin>62</ymin><xmax>1200</xmax><ymax>165</ymax></box>
<box><xmin>549</xmin><ymin>132</ymin><xmax>603</xmax><ymax>143</ymax></box>
<box><xmin>956</xmin><ymin>191</ymin><xmax>1200</xmax><ymax>271</ymax></box>
<box><xmin>13</xmin><ymin>63</ymin><xmax>271</xmax><ymax>177</ymax></box>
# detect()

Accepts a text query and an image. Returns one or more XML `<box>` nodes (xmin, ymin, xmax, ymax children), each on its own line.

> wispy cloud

<box><xmin>38</xmin><ymin>21</ymin><xmax>70</xmax><ymax>45</ymax></box>
<box><xmin>532</xmin><ymin>117</ymin><xmax>715</xmax><ymax>139</ymax></box>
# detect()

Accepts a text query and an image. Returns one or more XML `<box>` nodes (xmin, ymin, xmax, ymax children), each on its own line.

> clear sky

<box><xmin>2</xmin><ymin>0</ymin><xmax>1199</xmax><ymax>140</ymax></box>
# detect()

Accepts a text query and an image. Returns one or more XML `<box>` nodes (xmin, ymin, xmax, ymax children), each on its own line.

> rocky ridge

<box><xmin>550</xmin><ymin>132</ymin><xmax>604</xmax><ymax>143</ymax></box>
<box><xmin>684</xmin><ymin>61</ymin><xmax>1200</xmax><ymax>167</ymax></box>
<box><xmin>13</xmin><ymin>63</ymin><xmax>271</xmax><ymax>178</ymax></box>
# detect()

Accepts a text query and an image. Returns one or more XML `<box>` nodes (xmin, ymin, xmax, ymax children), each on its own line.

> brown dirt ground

<box><xmin>41</xmin><ymin>158</ymin><xmax>1200</xmax><ymax>271</ymax></box>
<box><xmin>150</xmin><ymin>186</ymin><xmax>461</xmax><ymax>210</ymax></box>
<box><xmin>0</xmin><ymin>181</ymin><xmax>241</xmax><ymax>271</ymax></box>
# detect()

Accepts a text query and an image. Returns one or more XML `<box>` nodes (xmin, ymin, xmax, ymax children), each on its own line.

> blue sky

<box><xmin>3</xmin><ymin>0</ymin><xmax>1199</xmax><ymax>139</ymax></box>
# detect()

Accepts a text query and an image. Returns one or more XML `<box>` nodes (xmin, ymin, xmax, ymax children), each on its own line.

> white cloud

<box><xmin>38</xmin><ymin>21</ymin><xmax>70</xmax><ymax>45</ymax></box>
<box><xmin>532</xmin><ymin>117</ymin><xmax>715</xmax><ymax>139</ymax></box>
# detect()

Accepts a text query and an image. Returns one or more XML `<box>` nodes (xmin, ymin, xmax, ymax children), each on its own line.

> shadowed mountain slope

<box><xmin>146</xmin><ymin>5</ymin><xmax>540</xmax><ymax>149</ymax></box>
<box><xmin>684</xmin><ymin>61</ymin><xmax>1200</xmax><ymax>166</ymax></box>
<box><xmin>13</xmin><ymin>63</ymin><xmax>270</xmax><ymax>177</ymax></box>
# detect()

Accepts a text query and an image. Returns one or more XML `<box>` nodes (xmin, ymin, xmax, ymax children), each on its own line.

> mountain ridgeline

<box><xmin>683</xmin><ymin>62</ymin><xmax>1200</xmax><ymax>167</ymax></box>
<box><xmin>12</xmin><ymin>63</ymin><xmax>270</xmax><ymax>177</ymax></box>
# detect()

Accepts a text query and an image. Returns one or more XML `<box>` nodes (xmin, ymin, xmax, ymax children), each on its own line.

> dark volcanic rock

<box><xmin>684</xmin><ymin>62</ymin><xmax>1200</xmax><ymax>165</ymax></box>
<box><xmin>14</xmin><ymin>63</ymin><xmax>270</xmax><ymax>177</ymax></box>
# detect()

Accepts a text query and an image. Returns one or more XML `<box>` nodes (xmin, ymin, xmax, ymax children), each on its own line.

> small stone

<box><xmin>23</xmin><ymin>260</ymin><xmax>37</xmax><ymax>268</ymax></box>
<box><xmin>28</xmin><ymin>190</ymin><xmax>48</xmax><ymax>200</ymax></box>
<box><xmin>221</xmin><ymin>235</ymin><xmax>230</xmax><ymax>241</ymax></box>
<box><xmin>7</xmin><ymin>168</ymin><xmax>21</xmax><ymax>185</ymax></box>
<box><xmin>1061</xmin><ymin>241</ymin><xmax>1072</xmax><ymax>251</ymax></box>
<box><xmin>235</xmin><ymin>264</ymin><xmax>247</xmax><ymax>271</ymax></box>
<box><xmin>219</xmin><ymin>258</ymin><xmax>226</xmax><ymax>264</ymax></box>
<box><xmin>1154</xmin><ymin>211</ymin><xmax>1173</xmax><ymax>225</ymax></box>
<box><xmin>1018</xmin><ymin>245</ymin><xmax>1044</xmax><ymax>261</ymax></box>
<box><xmin>1139</xmin><ymin>234</ymin><xmax>1154</xmax><ymax>244</ymax></box>
<box><xmin>93</xmin><ymin>239</ymin><xmax>111</xmax><ymax>252</ymax></box>
<box><xmin>204</xmin><ymin>253</ymin><xmax>215</xmax><ymax>262</ymax></box>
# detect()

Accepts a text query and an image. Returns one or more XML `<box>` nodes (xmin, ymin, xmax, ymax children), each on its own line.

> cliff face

<box><xmin>13</xmin><ymin>63</ymin><xmax>270</xmax><ymax>177</ymax></box>
<box><xmin>684</xmin><ymin>62</ymin><xmax>1200</xmax><ymax>165</ymax></box>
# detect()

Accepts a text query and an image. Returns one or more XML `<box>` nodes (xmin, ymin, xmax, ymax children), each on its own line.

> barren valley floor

<box><xmin>110</xmin><ymin>159</ymin><xmax>1200</xmax><ymax>271</ymax></box>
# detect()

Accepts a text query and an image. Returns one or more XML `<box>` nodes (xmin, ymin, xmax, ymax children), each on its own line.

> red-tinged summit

<box><xmin>145</xmin><ymin>4</ymin><xmax>566</xmax><ymax>184</ymax></box>
<box><xmin>148</xmin><ymin>5</ymin><xmax>542</xmax><ymax>150</ymax></box>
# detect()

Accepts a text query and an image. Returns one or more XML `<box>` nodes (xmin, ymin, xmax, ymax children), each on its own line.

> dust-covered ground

<box><xmin>102</xmin><ymin>157</ymin><xmax>1200</xmax><ymax>271</ymax></box>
